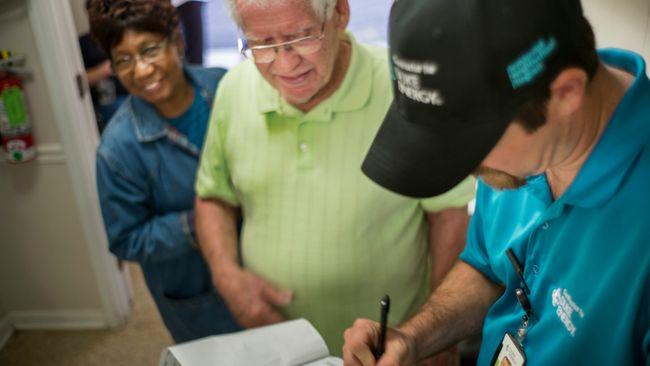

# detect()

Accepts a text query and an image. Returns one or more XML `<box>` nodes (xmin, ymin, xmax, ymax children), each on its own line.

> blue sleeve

<box><xmin>459</xmin><ymin>180</ymin><xmax>499</xmax><ymax>283</ymax></box>
<box><xmin>96</xmin><ymin>152</ymin><xmax>196</xmax><ymax>264</ymax></box>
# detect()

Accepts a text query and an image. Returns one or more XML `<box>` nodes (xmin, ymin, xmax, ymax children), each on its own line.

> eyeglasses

<box><xmin>240</xmin><ymin>22</ymin><xmax>326</xmax><ymax>64</ymax></box>
<box><xmin>111</xmin><ymin>39</ymin><xmax>170</xmax><ymax>74</ymax></box>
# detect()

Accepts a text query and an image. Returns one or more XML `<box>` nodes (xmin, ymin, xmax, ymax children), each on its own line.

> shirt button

<box><xmin>299</xmin><ymin>143</ymin><xmax>308</xmax><ymax>152</ymax></box>
<box><xmin>542</xmin><ymin>222</ymin><xmax>550</xmax><ymax>230</ymax></box>
<box><xmin>532</xmin><ymin>264</ymin><xmax>540</xmax><ymax>274</ymax></box>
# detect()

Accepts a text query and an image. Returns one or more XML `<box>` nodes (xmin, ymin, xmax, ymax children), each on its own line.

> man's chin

<box><xmin>474</xmin><ymin>167</ymin><xmax>527</xmax><ymax>191</ymax></box>
<box><xmin>280</xmin><ymin>90</ymin><xmax>317</xmax><ymax>107</ymax></box>
<box><xmin>482</xmin><ymin>178</ymin><xmax>528</xmax><ymax>191</ymax></box>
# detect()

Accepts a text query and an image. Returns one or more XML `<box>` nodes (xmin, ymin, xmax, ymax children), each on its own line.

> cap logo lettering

<box><xmin>392</xmin><ymin>55</ymin><xmax>444</xmax><ymax>106</ymax></box>
<box><xmin>507</xmin><ymin>37</ymin><xmax>558</xmax><ymax>89</ymax></box>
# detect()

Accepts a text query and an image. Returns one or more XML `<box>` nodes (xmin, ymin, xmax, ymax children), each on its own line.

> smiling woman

<box><xmin>109</xmin><ymin>30</ymin><xmax>192</xmax><ymax>117</ymax></box>
<box><xmin>87</xmin><ymin>0</ymin><xmax>240</xmax><ymax>343</ymax></box>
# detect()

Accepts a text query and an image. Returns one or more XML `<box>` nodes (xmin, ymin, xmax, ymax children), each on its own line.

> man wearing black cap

<box><xmin>343</xmin><ymin>0</ymin><xmax>650</xmax><ymax>365</ymax></box>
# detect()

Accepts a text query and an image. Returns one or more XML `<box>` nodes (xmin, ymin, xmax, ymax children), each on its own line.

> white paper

<box><xmin>159</xmin><ymin>318</ymin><xmax>343</xmax><ymax>366</ymax></box>
<box><xmin>302</xmin><ymin>356</ymin><xmax>345</xmax><ymax>366</ymax></box>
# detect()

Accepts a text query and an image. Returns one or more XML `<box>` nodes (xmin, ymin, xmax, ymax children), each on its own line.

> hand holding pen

<box><xmin>342</xmin><ymin>294</ymin><xmax>418</xmax><ymax>366</ymax></box>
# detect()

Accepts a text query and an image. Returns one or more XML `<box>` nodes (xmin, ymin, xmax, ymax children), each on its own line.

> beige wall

<box><xmin>69</xmin><ymin>0</ymin><xmax>89</xmax><ymax>35</ymax></box>
<box><xmin>583</xmin><ymin>0</ymin><xmax>650</xmax><ymax>71</ymax></box>
<box><xmin>0</xmin><ymin>0</ymin><xmax>102</xmax><ymax>317</ymax></box>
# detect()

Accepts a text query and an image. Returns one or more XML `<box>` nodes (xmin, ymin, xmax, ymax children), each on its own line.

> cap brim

<box><xmin>362</xmin><ymin>101</ymin><xmax>511</xmax><ymax>198</ymax></box>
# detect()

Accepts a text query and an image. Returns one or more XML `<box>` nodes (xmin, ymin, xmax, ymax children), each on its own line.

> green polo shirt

<box><xmin>196</xmin><ymin>34</ymin><xmax>475</xmax><ymax>354</ymax></box>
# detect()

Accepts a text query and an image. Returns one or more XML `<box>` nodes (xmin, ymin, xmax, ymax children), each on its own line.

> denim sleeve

<box><xmin>459</xmin><ymin>181</ymin><xmax>499</xmax><ymax>283</ymax></box>
<box><xmin>96</xmin><ymin>152</ymin><xmax>196</xmax><ymax>264</ymax></box>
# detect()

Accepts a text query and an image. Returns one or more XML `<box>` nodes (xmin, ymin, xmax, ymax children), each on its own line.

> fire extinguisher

<box><xmin>0</xmin><ymin>52</ymin><xmax>35</xmax><ymax>163</ymax></box>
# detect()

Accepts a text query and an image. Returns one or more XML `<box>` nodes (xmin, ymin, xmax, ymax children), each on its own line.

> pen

<box><xmin>515</xmin><ymin>287</ymin><xmax>533</xmax><ymax>318</ymax></box>
<box><xmin>506</xmin><ymin>248</ymin><xmax>530</xmax><ymax>294</ymax></box>
<box><xmin>375</xmin><ymin>294</ymin><xmax>390</xmax><ymax>359</ymax></box>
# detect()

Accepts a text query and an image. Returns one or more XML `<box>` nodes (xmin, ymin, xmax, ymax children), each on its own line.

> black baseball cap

<box><xmin>362</xmin><ymin>0</ymin><xmax>587</xmax><ymax>197</ymax></box>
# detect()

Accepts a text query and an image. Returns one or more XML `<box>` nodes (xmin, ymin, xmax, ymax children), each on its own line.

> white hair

<box><xmin>226</xmin><ymin>0</ymin><xmax>337</xmax><ymax>28</ymax></box>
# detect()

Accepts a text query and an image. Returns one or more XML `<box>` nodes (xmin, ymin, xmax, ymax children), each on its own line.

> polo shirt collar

<box><xmin>559</xmin><ymin>49</ymin><xmax>650</xmax><ymax>208</ymax></box>
<box><xmin>131</xmin><ymin>65</ymin><xmax>210</xmax><ymax>142</ymax></box>
<box><xmin>255</xmin><ymin>32</ymin><xmax>373</xmax><ymax>121</ymax></box>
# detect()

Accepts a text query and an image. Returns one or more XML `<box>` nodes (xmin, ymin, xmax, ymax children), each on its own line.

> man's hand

<box><xmin>196</xmin><ymin>197</ymin><xmax>293</xmax><ymax>327</ymax></box>
<box><xmin>343</xmin><ymin>318</ymin><xmax>417</xmax><ymax>366</ymax></box>
<box><xmin>215</xmin><ymin>266</ymin><xmax>293</xmax><ymax>328</ymax></box>
<box><xmin>342</xmin><ymin>262</ymin><xmax>503</xmax><ymax>366</ymax></box>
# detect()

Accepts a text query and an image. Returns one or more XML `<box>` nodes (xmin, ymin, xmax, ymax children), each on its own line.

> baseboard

<box><xmin>10</xmin><ymin>309</ymin><xmax>108</xmax><ymax>330</ymax></box>
<box><xmin>0</xmin><ymin>313</ymin><xmax>14</xmax><ymax>351</ymax></box>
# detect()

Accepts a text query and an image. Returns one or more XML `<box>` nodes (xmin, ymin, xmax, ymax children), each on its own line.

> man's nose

<box><xmin>271</xmin><ymin>46</ymin><xmax>302</xmax><ymax>73</ymax></box>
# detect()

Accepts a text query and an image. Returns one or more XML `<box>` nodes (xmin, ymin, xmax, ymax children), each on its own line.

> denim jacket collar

<box><xmin>130</xmin><ymin>65</ymin><xmax>214</xmax><ymax>144</ymax></box>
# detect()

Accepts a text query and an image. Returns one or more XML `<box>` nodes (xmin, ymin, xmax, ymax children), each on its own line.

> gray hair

<box><xmin>226</xmin><ymin>0</ymin><xmax>337</xmax><ymax>29</ymax></box>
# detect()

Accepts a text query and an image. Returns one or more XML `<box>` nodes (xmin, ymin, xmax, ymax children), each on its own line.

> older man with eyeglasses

<box><xmin>194</xmin><ymin>0</ymin><xmax>475</xmax><ymax>359</ymax></box>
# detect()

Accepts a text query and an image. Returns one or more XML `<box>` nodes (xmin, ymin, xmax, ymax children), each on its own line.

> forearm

<box><xmin>400</xmin><ymin>261</ymin><xmax>503</xmax><ymax>361</ymax></box>
<box><xmin>427</xmin><ymin>207</ymin><xmax>470</xmax><ymax>288</ymax></box>
<box><xmin>86</xmin><ymin>60</ymin><xmax>112</xmax><ymax>86</ymax></box>
<box><xmin>195</xmin><ymin>197</ymin><xmax>240</xmax><ymax>286</ymax></box>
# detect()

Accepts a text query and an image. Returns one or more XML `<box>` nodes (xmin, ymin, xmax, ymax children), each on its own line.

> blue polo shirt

<box><xmin>460</xmin><ymin>49</ymin><xmax>650</xmax><ymax>366</ymax></box>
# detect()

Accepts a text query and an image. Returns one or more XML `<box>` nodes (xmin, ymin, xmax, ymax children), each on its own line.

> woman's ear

<box><xmin>173</xmin><ymin>28</ymin><xmax>186</xmax><ymax>60</ymax></box>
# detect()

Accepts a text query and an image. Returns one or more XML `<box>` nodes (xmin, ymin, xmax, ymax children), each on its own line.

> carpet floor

<box><xmin>0</xmin><ymin>264</ymin><xmax>173</xmax><ymax>366</ymax></box>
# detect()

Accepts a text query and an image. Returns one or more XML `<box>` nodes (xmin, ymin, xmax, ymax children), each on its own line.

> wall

<box><xmin>583</xmin><ymin>0</ymin><xmax>650</xmax><ymax>70</ymax></box>
<box><xmin>69</xmin><ymin>0</ymin><xmax>88</xmax><ymax>35</ymax></box>
<box><xmin>0</xmin><ymin>0</ymin><xmax>104</xmax><ymax>329</ymax></box>
<box><xmin>0</xmin><ymin>304</ymin><xmax>10</xmax><ymax>350</ymax></box>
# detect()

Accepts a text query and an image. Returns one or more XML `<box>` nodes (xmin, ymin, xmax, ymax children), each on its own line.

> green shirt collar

<box><xmin>255</xmin><ymin>32</ymin><xmax>373</xmax><ymax>122</ymax></box>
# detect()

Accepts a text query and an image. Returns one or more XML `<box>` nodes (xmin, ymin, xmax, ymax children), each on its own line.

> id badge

<box><xmin>491</xmin><ymin>333</ymin><xmax>526</xmax><ymax>366</ymax></box>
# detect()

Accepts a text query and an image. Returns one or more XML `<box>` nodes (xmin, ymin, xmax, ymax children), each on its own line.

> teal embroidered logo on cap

<box><xmin>507</xmin><ymin>37</ymin><xmax>558</xmax><ymax>89</ymax></box>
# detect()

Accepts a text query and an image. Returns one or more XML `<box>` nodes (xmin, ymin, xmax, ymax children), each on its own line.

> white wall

<box><xmin>69</xmin><ymin>0</ymin><xmax>88</xmax><ymax>35</ymax></box>
<box><xmin>0</xmin><ymin>0</ymin><xmax>105</xmax><ymax>329</ymax></box>
<box><xmin>0</xmin><ymin>304</ymin><xmax>10</xmax><ymax>350</ymax></box>
<box><xmin>583</xmin><ymin>0</ymin><xmax>650</xmax><ymax>72</ymax></box>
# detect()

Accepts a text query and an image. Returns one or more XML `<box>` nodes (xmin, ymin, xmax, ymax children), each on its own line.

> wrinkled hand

<box><xmin>343</xmin><ymin>318</ymin><xmax>417</xmax><ymax>366</ymax></box>
<box><xmin>216</xmin><ymin>267</ymin><xmax>293</xmax><ymax>328</ymax></box>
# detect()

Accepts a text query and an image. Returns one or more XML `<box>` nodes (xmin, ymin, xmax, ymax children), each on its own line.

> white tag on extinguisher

<box><xmin>1</xmin><ymin>72</ymin><xmax>36</xmax><ymax>163</ymax></box>
<box><xmin>2</xmin><ymin>135</ymin><xmax>36</xmax><ymax>163</ymax></box>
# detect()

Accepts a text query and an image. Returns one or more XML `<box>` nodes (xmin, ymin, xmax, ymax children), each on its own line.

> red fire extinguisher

<box><xmin>0</xmin><ymin>68</ymin><xmax>36</xmax><ymax>164</ymax></box>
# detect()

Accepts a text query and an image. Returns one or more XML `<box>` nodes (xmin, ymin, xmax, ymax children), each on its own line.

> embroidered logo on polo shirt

<box><xmin>552</xmin><ymin>288</ymin><xmax>585</xmax><ymax>337</ymax></box>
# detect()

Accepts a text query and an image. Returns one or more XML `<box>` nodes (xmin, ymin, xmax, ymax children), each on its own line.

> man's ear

<box><xmin>548</xmin><ymin>68</ymin><xmax>588</xmax><ymax>118</ymax></box>
<box><xmin>333</xmin><ymin>0</ymin><xmax>350</xmax><ymax>32</ymax></box>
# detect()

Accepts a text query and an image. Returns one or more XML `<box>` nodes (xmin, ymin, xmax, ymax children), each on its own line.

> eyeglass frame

<box><xmin>111</xmin><ymin>38</ymin><xmax>172</xmax><ymax>75</ymax></box>
<box><xmin>239</xmin><ymin>21</ymin><xmax>327</xmax><ymax>64</ymax></box>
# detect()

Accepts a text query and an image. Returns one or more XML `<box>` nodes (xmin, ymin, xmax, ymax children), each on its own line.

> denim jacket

<box><xmin>96</xmin><ymin>66</ymin><xmax>239</xmax><ymax>342</ymax></box>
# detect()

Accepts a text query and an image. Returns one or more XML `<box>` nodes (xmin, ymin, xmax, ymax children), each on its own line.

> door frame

<box><xmin>26</xmin><ymin>0</ymin><xmax>132</xmax><ymax>327</ymax></box>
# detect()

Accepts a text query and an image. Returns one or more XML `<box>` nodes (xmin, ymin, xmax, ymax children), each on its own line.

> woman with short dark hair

<box><xmin>89</xmin><ymin>0</ymin><xmax>239</xmax><ymax>342</ymax></box>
